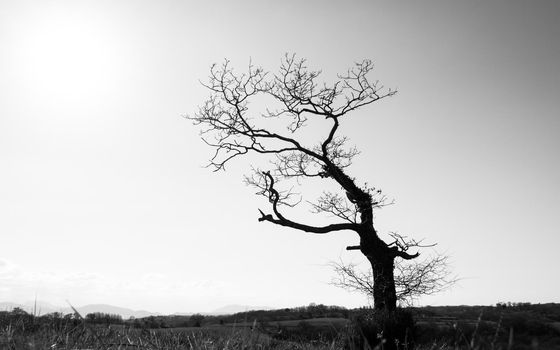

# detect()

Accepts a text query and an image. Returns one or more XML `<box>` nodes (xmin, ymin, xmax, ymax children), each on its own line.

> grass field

<box><xmin>2</xmin><ymin>304</ymin><xmax>560</xmax><ymax>349</ymax></box>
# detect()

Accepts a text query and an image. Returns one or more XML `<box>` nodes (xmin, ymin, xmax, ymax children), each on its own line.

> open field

<box><xmin>1</xmin><ymin>303</ymin><xmax>560</xmax><ymax>349</ymax></box>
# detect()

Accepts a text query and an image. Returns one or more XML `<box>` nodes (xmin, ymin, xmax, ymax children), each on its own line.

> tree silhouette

<box><xmin>189</xmin><ymin>54</ymin><xmax>428</xmax><ymax>312</ymax></box>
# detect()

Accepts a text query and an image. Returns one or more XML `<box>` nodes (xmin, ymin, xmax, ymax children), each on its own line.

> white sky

<box><xmin>1</xmin><ymin>0</ymin><xmax>559</xmax><ymax>314</ymax></box>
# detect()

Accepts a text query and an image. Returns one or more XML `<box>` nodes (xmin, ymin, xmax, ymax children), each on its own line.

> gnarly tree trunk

<box><xmin>369</xmin><ymin>254</ymin><xmax>397</xmax><ymax>311</ymax></box>
<box><xmin>359</xmin><ymin>233</ymin><xmax>403</xmax><ymax>350</ymax></box>
<box><xmin>329</xmin><ymin>161</ymin><xmax>400</xmax><ymax>311</ymax></box>
<box><xmin>359</xmin><ymin>228</ymin><xmax>398</xmax><ymax>311</ymax></box>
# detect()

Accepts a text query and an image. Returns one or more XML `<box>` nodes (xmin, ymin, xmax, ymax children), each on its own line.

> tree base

<box><xmin>349</xmin><ymin>308</ymin><xmax>415</xmax><ymax>350</ymax></box>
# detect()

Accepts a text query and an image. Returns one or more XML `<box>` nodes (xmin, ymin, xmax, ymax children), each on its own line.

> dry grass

<box><xmin>0</xmin><ymin>316</ymin><xmax>341</xmax><ymax>350</ymax></box>
<box><xmin>0</xmin><ymin>309</ymin><xmax>553</xmax><ymax>350</ymax></box>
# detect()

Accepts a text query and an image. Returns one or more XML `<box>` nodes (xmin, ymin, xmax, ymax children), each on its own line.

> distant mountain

<box><xmin>210</xmin><ymin>304</ymin><xmax>273</xmax><ymax>315</ymax></box>
<box><xmin>0</xmin><ymin>301</ymin><xmax>64</xmax><ymax>315</ymax></box>
<box><xmin>0</xmin><ymin>301</ymin><xmax>159</xmax><ymax>319</ymax></box>
<box><xmin>0</xmin><ymin>301</ymin><xmax>272</xmax><ymax>318</ymax></box>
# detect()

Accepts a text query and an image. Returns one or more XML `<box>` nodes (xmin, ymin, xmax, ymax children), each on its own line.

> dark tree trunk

<box><xmin>361</xmin><ymin>243</ymin><xmax>405</xmax><ymax>350</ymax></box>
<box><xmin>358</xmin><ymin>225</ymin><xmax>398</xmax><ymax>311</ymax></box>
<box><xmin>369</xmin><ymin>254</ymin><xmax>397</xmax><ymax>311</ymax></box>
<box><xmin>358</xmin><ymin>230</ymin><xmax>414</xmax><ymax>350</ymax></box>
<box><xmin>360</xmin><ymin>245</ymin><xmax>397</xmax><ymax>310</ymax></box>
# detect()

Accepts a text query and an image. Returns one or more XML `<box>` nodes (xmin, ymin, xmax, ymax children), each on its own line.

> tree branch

<box><xmin>388</xmin><ymin>232</ymin><xmax>435</xmax><ymax>260</ymax></box>
<box><xmin>330</xmin><ymin>255</ymin><xmax>457</xmax><ymax>306</ymax></box>
<box><xmin>257</xmin><ymin>172</ymin><xmax>358</xmax><ymax>234</ymax></box>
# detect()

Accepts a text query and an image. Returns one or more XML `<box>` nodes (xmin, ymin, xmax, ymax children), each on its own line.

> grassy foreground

<box><xmin>1</xmin><ymin>304</ymin><xmax>560</xmax><ymax>349</ymax></box>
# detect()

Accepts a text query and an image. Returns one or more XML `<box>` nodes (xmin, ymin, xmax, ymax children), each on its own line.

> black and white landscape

<box><xmin>1</xmin><ymin>0</ymin><xmax>559</xmax><ymax>348</ymax></box>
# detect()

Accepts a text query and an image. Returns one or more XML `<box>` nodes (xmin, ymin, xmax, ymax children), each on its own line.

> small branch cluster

<box><xmin>244</xmin><ymin>169</ymin><xmax>301</xmax><ymax>207</ymax></box>
<box><xmin>330</xmin><ymin>254</ymin><xmax>457</xmax><ymax>306</ymax></box>
<box><xmin>264</xmin><ymin>55</ymin><xmax>395</xmax><ymax>133</ymax></box>
<box><xmin>394</xmin><ymin>255</ymin><xmax>457</xmax><ymax>306</ymax></box>
<box><xmin>310</xmin><ymin>191</ymin><xmax>359</xmax><ymax>224</ymax></box>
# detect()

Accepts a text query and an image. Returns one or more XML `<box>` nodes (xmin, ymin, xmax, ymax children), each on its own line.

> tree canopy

<box><xmin>190</xmin><ymin>55</ymin><xmax>438</xmax><ymax>315</ymax></box>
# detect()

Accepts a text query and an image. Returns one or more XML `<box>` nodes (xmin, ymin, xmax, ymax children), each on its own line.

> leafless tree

<box><xmin>331</xmin><ymin>251</ymin><xmax>457</xmax><ymax>307</ymax></box>
<box><xmin>189</xmin><ymin>54</ymin><xmax>436</xmax><ymax>311</ymax></box>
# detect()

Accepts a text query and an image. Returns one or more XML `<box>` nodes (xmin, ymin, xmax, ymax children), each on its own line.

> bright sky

<box><xmin>1</xmin><ymin>0</ymin><xmax>559</xmax><ymax>315</ymax></box>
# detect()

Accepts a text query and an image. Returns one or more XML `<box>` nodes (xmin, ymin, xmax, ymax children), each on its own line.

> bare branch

<box><xmin>188</xmin><ymin>58</ymin><xmax>325</xmax><ymax>171</ymax></box>
<box><xmin>330</xmin><ymin>254</ymin><xmax>457</xmax><ymax>306</ymax></box>
<box><xmin>309</xmin><ymin>191</ymin><xmax>359</xmax><ymax>224</ymax></box>
<box><xmin>244</xmin><ymin>168</ymin><xmax>301</xmax><ymax>207</ymax></box>
<box><xmin>257</xmin><ymin>171</ymin><xmax>359</xmax><ymax>234</ymax></box>
<box><xmin>330</xmin><ymin>260</ymin><xmax>374</xmax><ymax>297</ymax></box>
<box><xmin>388</xmin><ymin>232</ymin><xmax>437</xmax><ymax>260</ymax></box>
<box><xmin>271</xmin><ymin>151</ymin><xmax>325</xmax><ymax>179</ymax></box>
<box><xmin>393</xmin><ymin>255</ymin><xmax>458</xmax><ymax>306</ymax></box>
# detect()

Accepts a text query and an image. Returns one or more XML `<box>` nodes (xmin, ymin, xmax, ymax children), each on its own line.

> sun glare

<box><xmin>14</xmin><ymin>6</ymin><xmax>124</xmax><ymax>108</ymax></box>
